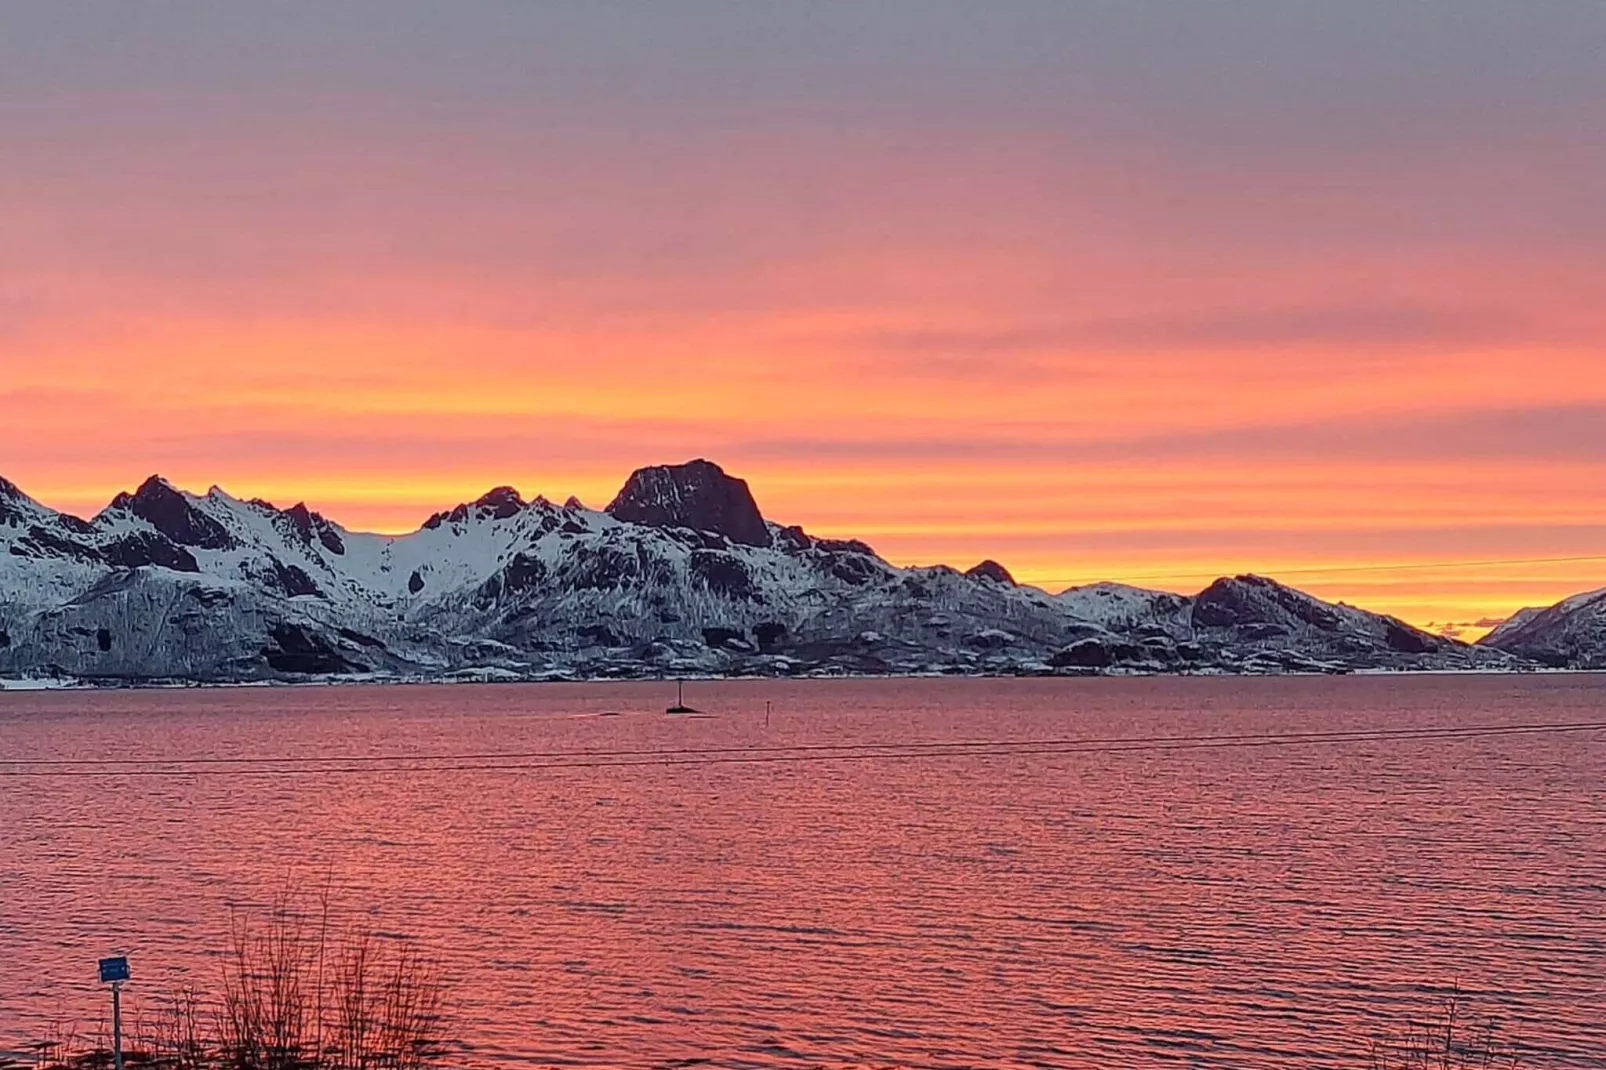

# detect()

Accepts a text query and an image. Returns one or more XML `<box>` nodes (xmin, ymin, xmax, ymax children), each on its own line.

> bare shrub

<box><xmin>1368</xmin><ymin>987</ymin><xmax>1518</xmax><ymax>1070</ymax></box>
<box><xmin>217</xmin><ymin>892</ymin><xmax>446</xmax><ymax>1070</ymax></box>
<box><xmin>35</xmin><ymin>890</ymin><xmax>447</xmax><ymax>1070</ymax></box>
<box><xmin>333</xmin><ymin>935</ymin><xmax>443</xmax><ymax>1070</ymax></box>
<box><xmin>144</xmin><ymin>987</ymin><xmax>207</xmax><ymax>1070</ymax></box>
<box><xmin>219</xmin><ymin>895</ymin><xmax>315</xmax><ymax>1070</ymax></box>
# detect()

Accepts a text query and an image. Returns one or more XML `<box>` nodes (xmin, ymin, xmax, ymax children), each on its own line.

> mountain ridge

<box><xmin>0</xmin><ymin>459</ymin><xmax>1576</xmax><ymax>683</ymax></box>
<box><xmin>1476</xmin><ymin>585</ymin><xmax>1606</xmax><ymax>668</ymax></box>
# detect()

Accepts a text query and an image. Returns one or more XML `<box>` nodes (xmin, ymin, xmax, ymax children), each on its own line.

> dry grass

<box><xmin>34</xmin><ymin>933</ymin><xmax>1525</xmax><ymax>1070</ymax></box>
<box><xmin>1368</xmin><ymin>987</ymin><xmax>1519</xmax><ymax>1070</ymax></box>
<box><xmin>38</xmin><ymin>889</ymin><xmax>447</xmax><ymax>1070</ymax></box>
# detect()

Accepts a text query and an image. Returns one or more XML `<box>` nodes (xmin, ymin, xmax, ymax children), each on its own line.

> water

<box><xmin>2</xmin><ymin>675</ymin><xmax>1604</xmax><ymax>1067</ymax></box>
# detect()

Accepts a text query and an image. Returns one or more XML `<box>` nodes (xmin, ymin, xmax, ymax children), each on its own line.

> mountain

<box><xmin>606</xmin><ymin>459</ymin><xmax>772</xmax><ymax>547</ymax></box>
<box><xmin>0</xmin><ymin>460</ymin><xmax>1524</xmax><ymax>683</ymax></box>
<box><xmin>1478</xmin><ymin>587</ymin><xmax>1606</xmax><ymax>668</ymax></box>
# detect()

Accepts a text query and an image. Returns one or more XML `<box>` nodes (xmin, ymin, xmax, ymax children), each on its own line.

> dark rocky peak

<box><xmin>769</xmin><ymin>524</ymin><xmax>882</xmax><ymax>559</ymax></box>
<box><xmin>283</xmin><ymin>503</ymin><xmax>346</xmax><ymax>556</ymax></box>
<box><xmin>0</xmin><ymin>475</ymin><xmax>81</xmax><ymax>530</ymax></box>
<box><xmin>284</xmin><ymin>502</ymin><xmax>316</xmax><ymax>536</ymax></box>
<box><xmin>1192</xmin><ymin>574</ymin><xmax>1341</xmax><ymax>632</ymax></box>
<box><xmin>472</xmin><ymin>486</ymin><xmax>526</xmax><ymax>520</ymax></box>
<box><xmin>423</xmin><ymin>504</ymin><xmax>472</xmax><ymax>530</ymax></box>
<box><xmin>966</xmin><ymin>559</ymin><xmax>1016</xmax><ymax>585</ymax></box>
<box><xmin>423</xmin><ymin>486</ymin><xmax>529</xmax><ymax>530</ymax></box>
<box><xmin>0</xmin><ymin>474</ymin><xmax>29</xmax><ymax>524</ymax></box>
<box><xmin>563</xmin><ymin>495</ymin><xmax>585</xmax><ymax>511</ymax></box>
<box><xmin>109</xmin><ymin>474</ymin><xmax>175</xmax><ymax>506</ymax></box>
<box><xmin>814</xmin><ymin>536</ymin><xmax>879</xmax><ymax>558</ymax></box>
<box><xmin>108</xmin><ymin>476</ymin><xmax>235</xmax><ymax>551</ymax></box>
<box><xmin>605</xmin><ymin>459</ymin><xmax>772</xmax><ymax>548</ymax></box>
<box><xmin>773</xmin><ymin>524</ymin><xmax>813</xmax><ymax>553</ymax></box>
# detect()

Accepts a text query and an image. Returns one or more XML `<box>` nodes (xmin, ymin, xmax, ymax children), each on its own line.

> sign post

<box><xmin>99</xmin><ymin>956</ymin><xmax>130</xmax><ymax>1070</ymax></box>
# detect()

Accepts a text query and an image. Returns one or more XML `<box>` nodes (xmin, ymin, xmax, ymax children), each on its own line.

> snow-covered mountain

<box><xmin>1479</xmin><ymin>587</ymin><xmax>1606</xmax><ymax>668</ymax></box>
<box><xmin>0</xmin><ymin>461</ymin><xmax>1522</xmax><ymax>683</ymax></box>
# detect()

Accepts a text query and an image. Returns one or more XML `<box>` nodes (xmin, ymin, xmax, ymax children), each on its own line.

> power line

<box><xmin>2</xmin><ymin>720</ymin><xmax>1600</xmax><ymax>778</ymax></box>
<box><xmin>3</xmin><ymin>719</ymin><xmax>1598</xmax><ymax>768</ymax></box>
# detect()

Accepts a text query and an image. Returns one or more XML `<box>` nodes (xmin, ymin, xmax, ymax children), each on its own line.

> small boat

<box><xmin>665</xmin><ymin>679</ymin><xmax>698</xmax><ymax>714</ymax></box>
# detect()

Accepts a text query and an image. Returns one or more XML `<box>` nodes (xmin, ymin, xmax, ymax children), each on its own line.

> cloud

<box><xmin>2</xmin><ymin>3</ymin><xmax>1603</xmax><ymax>626</ymax></box>
<box><xmin>854</xmin><ymin>303</ymin><xmax>1541</xmax><ymax>361</ymax></box>
<box><xmin>727</xmin><ymin>401</ymin><xmax>1606</xmax><ymax>468</ymax></box>
<box><xmin>5</xmin><ymin>2</ymin><xmax>1603</xmax><ymax>153</ymax></box>
<box><xmin>1437</xmin><ymin>614</ymin><xmax>1511</xmax><ymax>638</ymax></box>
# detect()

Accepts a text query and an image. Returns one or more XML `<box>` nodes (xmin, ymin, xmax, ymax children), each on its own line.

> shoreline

<box><xmin>2</xmin><ymin>664</ymin><xmax>1597</xmax><ymax>694</ymax></box>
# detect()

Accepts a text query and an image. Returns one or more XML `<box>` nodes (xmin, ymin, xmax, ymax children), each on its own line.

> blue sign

<box><xmin>99</xmin><ymin>956</ymin><xmax>129</xmax><ymax>984</ymax></box>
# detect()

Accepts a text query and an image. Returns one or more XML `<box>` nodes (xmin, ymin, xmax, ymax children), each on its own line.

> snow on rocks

<box><xmin>0</xmin><ymin>461</ymin><xmax>1531</xmax><ymax>682</ymax></box>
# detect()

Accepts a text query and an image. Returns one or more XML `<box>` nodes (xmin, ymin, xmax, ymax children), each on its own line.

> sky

<box><xmin>2</xmin><ymin>2</ymin><xmax>1603</xmax><ymax>636</ymax></box>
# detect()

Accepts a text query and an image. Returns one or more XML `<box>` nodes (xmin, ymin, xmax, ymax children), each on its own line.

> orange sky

<box><xmin>3</xmin><ymin>5</ymin><xmax>1604</xmax><ymax>638</ymax></box>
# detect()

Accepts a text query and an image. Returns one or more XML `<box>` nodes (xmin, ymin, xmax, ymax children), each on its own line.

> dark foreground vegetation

<box><xmin>25</xmin><ymin>895</ymin><xmax>447</xmax><ymax>1070</ymax></box>
<box><xmin>1369</xmin><ymin>988</ymin><xmax>1519</xmax><ymax>1069</ymax></box>
<box><xmin>15</xmin><ymin>898</ymin><xmax>1521</xmax><ymax>1070</ymax></box>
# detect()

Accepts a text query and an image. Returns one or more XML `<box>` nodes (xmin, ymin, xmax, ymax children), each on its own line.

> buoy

<box><xmin>666</xmin><ymin>678</ymin><xmax>697</xmax><ymax>714</ymax></box>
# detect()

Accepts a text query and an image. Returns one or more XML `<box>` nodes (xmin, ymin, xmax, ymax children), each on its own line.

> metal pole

<box><xmin>112</xmin><ymin>981</ymin><xmax>124</xmax><ymax>1070</ymax></box>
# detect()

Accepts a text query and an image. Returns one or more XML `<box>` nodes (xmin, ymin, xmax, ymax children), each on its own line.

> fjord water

<box><xmin>2</xmin><ymin>676</ymin><xmax>1603</xmax><ymax>1068</ymax></box>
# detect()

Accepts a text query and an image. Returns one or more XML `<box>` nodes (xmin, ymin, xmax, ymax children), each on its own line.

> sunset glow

<box><xmin>8</xmin><ymin>9</ymin><xmax>1606</xmax><ymax>1066</ymax></box>
<box><xmin>4</xmin><ymin>4</ymin><xmax>1603</xmax><ymax>638</ymax></box>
